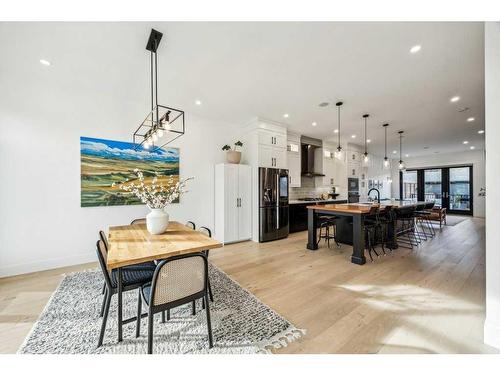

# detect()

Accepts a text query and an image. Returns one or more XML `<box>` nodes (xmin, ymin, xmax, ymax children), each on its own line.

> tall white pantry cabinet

<box><xmin>214</xmin><ymin>163</ymin><xmax>252</xmax><ymax>244</ymax></box>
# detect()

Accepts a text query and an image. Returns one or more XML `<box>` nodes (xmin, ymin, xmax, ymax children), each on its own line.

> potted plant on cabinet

<box><xmin>222</xmin><ymin>140</ymin><xmax>243</xmax><ymax>164</ymax></box>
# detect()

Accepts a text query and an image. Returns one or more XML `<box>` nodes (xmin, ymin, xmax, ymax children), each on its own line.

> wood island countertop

<box><xmin>307</xmin><ymin>200</ymin><xmax>428</xmax><ymax>214</ymax></box>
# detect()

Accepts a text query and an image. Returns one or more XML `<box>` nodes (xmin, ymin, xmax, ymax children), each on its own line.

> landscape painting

<box><xmin>80</xmin><ymin>137</ymin><xmax>180</xmax><ymax>207</ymax></box>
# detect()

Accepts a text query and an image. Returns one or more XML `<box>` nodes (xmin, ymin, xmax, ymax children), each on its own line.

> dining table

<box><xmin>306</xmin><ymin>200</ymin><xmax>428</xmax><ymax>265</ymax></box>
<box><xmin>106</xmin><ymin>221</ymin><xmax>223</xmax><ymax>342</ymax></box>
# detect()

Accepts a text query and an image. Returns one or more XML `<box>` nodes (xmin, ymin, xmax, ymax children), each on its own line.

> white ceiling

<box><xmin>0</xmin><ymin>22</ymin><xmax>485</xmax><ymax>157</ymax></box>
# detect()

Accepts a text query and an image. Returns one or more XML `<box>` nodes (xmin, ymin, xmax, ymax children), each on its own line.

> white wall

<box><xmin>366</xmin><ymin>155</ymin><xmax>392</xmax><ymax>200</ymax></box>
<box><xmin>484</xmin><ymin>22</ymin><xmax>500</xmax><ymax>350</ymax></box>
<box><xmin>389</xmin><ymin>150</ymin><xmax>486</xmax><ymax>218</ymax></box>
<box><xmin>0</xmin><ymin>109</ymin><xmax>240</xmax><ymax>277</ymax></box>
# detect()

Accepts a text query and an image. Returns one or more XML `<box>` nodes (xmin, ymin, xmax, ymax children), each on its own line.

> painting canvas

<box><xmin>80</xmin><ymin>137</ymin><xmax>180</xmax><ymax>207</ymax></box>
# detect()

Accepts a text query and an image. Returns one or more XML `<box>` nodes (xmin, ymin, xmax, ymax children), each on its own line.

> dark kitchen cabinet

<box><xmin>289</xmin><ymin>200</ymin><xmax>347</xmax><ymax>233</ymax></box>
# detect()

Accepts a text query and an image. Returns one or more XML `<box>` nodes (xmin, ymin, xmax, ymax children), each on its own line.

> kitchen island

<box><xmin>307</xmin><ymin>200</ymin><xmax>427</xmax><ymax>265</ymax></box>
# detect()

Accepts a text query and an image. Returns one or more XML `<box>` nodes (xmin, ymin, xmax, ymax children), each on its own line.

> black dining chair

<box><xmin>98</xmin><ymin>231</ymin><xmax>156</xmax><ymax>317</ymax></box>
<box><xmin>185</xmin><ymin>221</ymin><xmax>196</xmax><ymax>230</ymax></box>
<box><xmin>130</xmin><ymin>218</ymin><xmax>146</xmax><ymax>225</ymax></box>
<box><xmin>136</xmin><ymin>253</ymin><xmax>213</xmax><ymax>354</ymax></box>
<box><xmin>198</xmin><ymin>227</ymin><xmax>214</xmax><ymax>303</ymax></box>
<box><xmin>95</xmin><ymin>240</ymin><xmax>155</xmax><ymax>347</ymax></box>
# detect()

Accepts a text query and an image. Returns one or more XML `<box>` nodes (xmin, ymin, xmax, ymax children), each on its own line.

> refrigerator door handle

<box><xmin>276</xmin><ymin>174</ymin><xmax>280</xmax><ymax>229</ymax></box>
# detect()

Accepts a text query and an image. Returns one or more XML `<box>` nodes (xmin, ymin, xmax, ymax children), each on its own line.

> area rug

<box><xmin>18</xmin><ymin>264</ymin><xmax>305</xmax><ymax>354</ymax></box>
<box><xmin>429</xmin><ymin>215</ymin><xmax>468</xmax><ymax>227</ymax></box>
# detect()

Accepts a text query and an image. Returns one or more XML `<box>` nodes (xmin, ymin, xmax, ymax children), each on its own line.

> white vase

<box><xmin>146</xmin><ymin>208</ymin><xmax>169</xmax><ymax>235</ymax></box>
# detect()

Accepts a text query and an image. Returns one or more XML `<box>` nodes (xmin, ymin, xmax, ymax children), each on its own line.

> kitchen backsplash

<box><xmin>289</xmin><ymin>177</ymin><xmax>334</xmax><ymax>200</ymax></box>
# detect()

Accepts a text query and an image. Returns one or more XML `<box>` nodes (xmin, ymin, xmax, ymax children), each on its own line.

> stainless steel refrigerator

<box><xmin>259</xmin><ymin>167</ymin><xmax>289</xmax><ymax>242</ymax></box>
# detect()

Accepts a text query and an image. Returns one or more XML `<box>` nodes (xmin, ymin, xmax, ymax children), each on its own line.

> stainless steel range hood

<box><xmin>301</xmin><ymin>136</ymin><xmax>325</xmax><ymax>177</ymax></box>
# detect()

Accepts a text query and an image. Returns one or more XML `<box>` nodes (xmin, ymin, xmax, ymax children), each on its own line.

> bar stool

<box><xmin>317</xmin><ymin>216</ymin><xmax>340</xmax><ymax>248</ymax></box>
<box><xmin>363</xmin><ymin>206</ymin><xmax>381</xmax><ymax>261</ymax></box>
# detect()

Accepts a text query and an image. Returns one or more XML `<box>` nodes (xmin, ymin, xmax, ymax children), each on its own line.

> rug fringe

<box><xmin>256</xmin><ymin>326</ymin><xmax>307</xmax><ymax>354</ymax></box>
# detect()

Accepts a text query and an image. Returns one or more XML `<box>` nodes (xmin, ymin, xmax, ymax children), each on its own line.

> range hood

<box><xmin>301</xmin><ymin>136</ymin><xmax>325</xmax><ymax>177</ymax></box>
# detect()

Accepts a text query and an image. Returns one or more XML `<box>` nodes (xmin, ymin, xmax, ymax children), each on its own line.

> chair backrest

<box><xmin>130</xmin><ymin>218</ymin><xmax>146</xmax><ymax>225</ymax></box>
<box><xmin>415</xmin><ymin>203</ymin><xmax>426</xmax><ymax>211</ymax></box>
<box><xmin>149</xmin><ymin>253</ymin><xmax>208</xmax><ymax>308</ymax></box>
<box><xmin>95</xmin><ymin>240</ymin><xmax>113</xmax><ymax>289</ymax></box>
<box><xmin>424</xmin><ymin>202</ymin><xmax>435</xmax><ymax>210</ymax></box>
<box><xmin>185</xmin><ymin>221</ymin><xmax>196</xmax><ymax>230</ymax></box>
<box><xmin>99</xmin><ymin>230</ymin><xmax>109</xmax><ymax>252</ymax></box>
<box><xmin>198</xmin><ymin>226</ymin><xmax>212</xmax><ymax>238</ymax></box>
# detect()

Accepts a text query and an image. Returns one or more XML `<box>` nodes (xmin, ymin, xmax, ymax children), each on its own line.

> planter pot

<box><xmin>226</xmin><ymin>150</ymin><xmax>241</xmax><ymax>164</ymax></box>
<box><xmin>146</xmin><ymin>208</ymin><xmax>169</xmax><ymax>235</ymax></box>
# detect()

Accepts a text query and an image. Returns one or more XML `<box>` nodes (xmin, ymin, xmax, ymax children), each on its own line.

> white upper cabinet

<box><xmin>258</xmin><ymin>130</ymin><xmax>286</xmax><ymax>149</ymax></box>
<box><xmin>287</xmin><ymin>132</ymin><xmax>301</xmax><ymax>187</ymax></box>
<box><xmin>244</xmin><ymin>118</ymin><xmax>288</xmax><ymax>169</ymax></box>
<box><xmin>348</xmin><ymin>150</ymin><xmax>362</xmax><ymax>163</ymax></box>
<box><xmin>259</xmin><ymin>145</ymin><xmax>286</xmax><ymax>169</ymax></box>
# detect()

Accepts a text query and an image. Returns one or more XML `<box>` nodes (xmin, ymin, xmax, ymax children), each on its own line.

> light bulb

<box><xmin>363</xmin><ymin>155</ymin><xmax>369</xmax><ymax>163</ymax></box>
<box><xmin>152</xmin><ymin>132</ymin><xmax>158</xmax><ymax>142</ymax></box>
<box><xmin>143</xmin><ymin>142</ymin><xmax>150</xmax><ymax>149</ymax></box>
<box><xmin>158</xmin><ymin>128</ymin><xmax>164</xmax><ymax>137</ymax></box>
<box><xmin>147</xmin><ymin>137</ymin><xmax>153</xmax><ymax>146</ymax></box>
<box><xmin>383</xmin><ymin>158</ymin><xmax>390</xmax><ymax>169</ymax></box>
<box><xmin>164</xmin><ymin>122</ymin><xmax>171</xmax><ymax>130</ymax></box>
<box><xmin>398</xmin><ymin>161</ymin><xmax>405</xmax><ymax>170</ymax></box>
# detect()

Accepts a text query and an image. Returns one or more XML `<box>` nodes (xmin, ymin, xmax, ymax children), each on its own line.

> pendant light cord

<box><xmin>155</xmin><ymin>38</ymin><xmax>159</xmax><ymax>129</ymax></box>
<box><xmin>337</xmin><ymin>105</ymin><xmax>341</xmax><ymax>149</ymax></box>
<box><xmin>384</xmin><ymin>124</ymin><xmax>388</xmax><ymax>159</ymax></box>
<box><xmin>364</xmin><ymin>116</ymin><xmax>367</xmax><ymax>155</ymax></box>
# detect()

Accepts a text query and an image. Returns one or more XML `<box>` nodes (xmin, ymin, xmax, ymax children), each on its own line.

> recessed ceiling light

<box><xmin>39</xmin><ymin>59</ymin><xmax>51</xmax><ymax>66</ymax></box>
<box><xmin>283</xmin><ymin>113</ymin><xmax>289</xmax><ymax>118</ymax></box>
<box><xmin>392</xmin><ymin>150</ymin><xmax>397</xmax><ymax>154</ymax></box>
<box><xmin>423</xmin><ymin>146</ymin><xmax>430</xmax><ymax>150</ymax></box>
<box><xmin>351</xmin><ymin>134</ymin><xmax>356</xmax><ymax>139</ymax></box>
<box><xmin>318</xmin><ymin>102</ymin><xmax>330</xmax><ymax>107</ymax></box>
<box><xmin>470</xmin><ymin>146</ymin><xmax>475</xmax><ymax>150</ymax></box>
<box><xmin>410</xmin><ymin>45</ymin><xmax>421</xmax><ymax>54</ymax></box>
<box><xmin>467</xmin><ymin>117</ymin><xmax>475</xmax><ymax>122</ymax></box>
<box><xmin>195</xmin><ymin>99</ymin><xmax>202</xmax><ymax>106</ymax></box>
<box><xmin>312</xmin><ymin>122</ymin><xmax>317</xmax><ymax>127</ymax></box>
<box><xmin>366</xmin><ymin>139</ymin><xmax>371</xmax><ymax>143</ymax></box>
<box><xmin>333</xmin><ymin>129</ymin><xmax>338</xmax><ymax>133</ymax></box>
<box><xmin>405</xmin><ymin>154</ymin><xmax>409</xmax><ymax>157</ymax></box>
<box><xmin>478</xmin><ymin>130</ymin><xmax>485</xmax><ymax>134</ymax></box>
<box><xmin>450</xmin><ymin>96</ymin><xmax>460</xmax><ymax>103</ymax></box>
<box><xmin>463</xmin><ymin>140</ymin><xmax>469</xmax><ymax>144</ymax></box>
<box><xmin>434</xmin><ymin>151</ymin><xmax>440</xmax><ymax>154</ymax></box>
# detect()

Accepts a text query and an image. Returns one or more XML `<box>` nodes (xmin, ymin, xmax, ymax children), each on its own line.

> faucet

<box><xmin>367</xmin><ymin>188</ymin><xmax>380</xmax><ymax>203</ymax></box>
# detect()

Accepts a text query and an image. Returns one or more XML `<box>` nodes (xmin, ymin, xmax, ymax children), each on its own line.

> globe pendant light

<box><xmin>398</xmin><ymin>130</ymin><xmax>406</xmax><ymax>171</ymax></box>
<box><xmin>363</xmin><ymin>114</ymin><xmax>370</xmax><ymax>164</ymax></box>
<box><xmin>334</xmin><ymin>101</ymin><xmax>344</xmax><ymax>160</ymax></box>
<box><xmin>383</xmin><ymin>123</ymin><xmax>391</xmax><ymax>170</ymax></box>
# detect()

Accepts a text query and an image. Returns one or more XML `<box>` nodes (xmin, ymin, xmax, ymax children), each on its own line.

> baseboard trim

<box><xmin>0</xmin><ymin>252</ymin><xmax>96</xmax><ymax>278</ymax></box>
<box><xmin>484</xmin><ymin>318</ymin><xmax>500</xmax><ymax>349</ymax></box>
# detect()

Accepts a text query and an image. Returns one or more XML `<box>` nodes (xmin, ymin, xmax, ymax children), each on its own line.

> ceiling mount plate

<box><xmin>146</xmin><ymin>29</ymin><xmax>163</xmax><ymax>52</ymax></box>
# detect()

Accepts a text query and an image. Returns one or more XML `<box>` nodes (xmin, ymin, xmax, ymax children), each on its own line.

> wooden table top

<box><xmin>106</xmin><ymin>221</ymin><xmax>222</xmax><ymax>270</ymax></box>
<box><xmin>307</xmin><ymin>201</ymin><xmax>429</xmax><ymax>214</ymax></box>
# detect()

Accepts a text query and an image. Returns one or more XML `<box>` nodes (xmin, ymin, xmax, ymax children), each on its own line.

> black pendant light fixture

<box><xmin>383</xmin><ymin>123</ymin><xmax>391</xmax><ymax>170</ymax></box>
<box><xmin>334</xmin><ymin>101</ymin><xmax>344</xmax><ymax>159</ymax></box>
<box><xmin>398</xmin><ymin>130</ymin><xmax>406</xmax><ymax>170</ymax></box>
<box><xmin>363</xmin><ymin>114</ymin><xmax>370</xmax><ymax>164</ymax></box>
<box><xmin>133</xmin><ymin>29</ymin><xmax>185</xmax><ymax>150</ymax></box>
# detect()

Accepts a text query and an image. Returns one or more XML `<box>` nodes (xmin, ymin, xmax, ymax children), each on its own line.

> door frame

<box><xmin>399</xmin><ymin>164</ymin><xmax>473</xmax><ymax>216</ymax></box>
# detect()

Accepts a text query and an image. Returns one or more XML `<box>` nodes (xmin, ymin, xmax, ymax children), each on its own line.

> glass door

<box><xmin>446</xmin><ymin>166</ymin><xmax>472</xmax><ymax>214</ymax></box>
<box><xmin>423</xmin><ymin>169</ymin><xmax>443</xmax><ymax>207</ymax></box>
<box><xmin>400</xmin><ymin>166</ymin><xmax>473</xmax><ymax>215</ymax></box>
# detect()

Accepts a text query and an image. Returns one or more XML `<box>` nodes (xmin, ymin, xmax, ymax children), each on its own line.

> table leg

<box><xmin>117</xmin><ymin>267</ymin><xmax>123</xmax><ymax>342</ymax></box>
<box><xmin>351</xmin><ymin>214</ymin><xmax>366</xmax><ymax>265</ymax></box>
<box><xmin>307</xmin><ymin>209</ymin><xmax>318</xmax><ymax>250</ymax></box>
<box><xmin>387</xmin><ymin>220</ymin><xmax>398</xmax><ymax>249</ymax></box>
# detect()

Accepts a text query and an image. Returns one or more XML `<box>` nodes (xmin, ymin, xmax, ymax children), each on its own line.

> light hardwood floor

<box><xmin>0</xmin><ymin>216</ymin><xmax>497</xmax><ymax>354</ymax></box>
